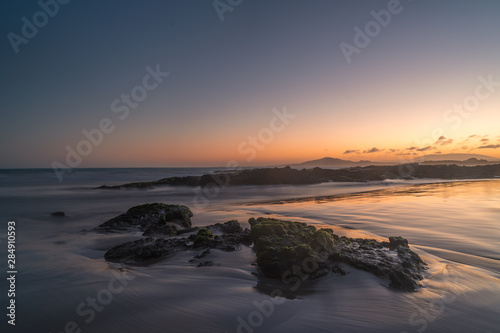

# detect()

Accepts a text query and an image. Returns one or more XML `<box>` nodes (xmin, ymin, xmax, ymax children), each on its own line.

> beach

<box><xmin>1</xmin><ymin>168</ymin><xmax>499</xmax><ymax>332</ymax></box>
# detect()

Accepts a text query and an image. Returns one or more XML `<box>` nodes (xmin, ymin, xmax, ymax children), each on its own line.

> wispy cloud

<box><xmin>478</xmin><ymin>144</ymin><xmax>500</xmax><ymax>149</ymax></box>
<box><xmin>343</xmin><ymin>149</ymin><xmax>360</xmax><ymax>154</ymax></box>
<box><xmin>436</xmin><ymin>136</ymin><xmax>453</xmax><ymax>145</ymax></box>
<box><xmin>417</xmin><ymin>146</ymin><xmax>433</xmax><ymax>152</ymax></box>
<box><xmin>363</xmin><ymin>147</ymin><xmax>382</xmax><ymax>154</ymax></box>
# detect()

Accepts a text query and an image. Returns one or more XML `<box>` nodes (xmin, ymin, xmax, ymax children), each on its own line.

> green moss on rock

<box><xmin>193</xmin><ymin>228</ymin><xmax>214</xmax><ymax>247</ymax></box>
<box><xmin>310</xmin><ymin>229</ymin><xmax>335</xmax><ymax>252</ymax></box>
<box><xmin>250</xmin><ymin>218</ymin><xmax>326</xmax><ymax>278</ymax></box>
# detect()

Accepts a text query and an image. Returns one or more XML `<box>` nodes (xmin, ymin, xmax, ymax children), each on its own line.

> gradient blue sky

<box><xmin>1</xmin><ymin>0</ymin><xmax>500</xmax><ymax>167</ymax></box>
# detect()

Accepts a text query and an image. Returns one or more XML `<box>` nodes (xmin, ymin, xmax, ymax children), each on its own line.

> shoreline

<box><xmin>243</xmin><ymin>178</ymin><xmax>500</xmax><ymax>206</ymax></box>
<box><xmin>94</xmin><ymin>164</ymin><xmax>500</xmax><ymax>190</ymax></box>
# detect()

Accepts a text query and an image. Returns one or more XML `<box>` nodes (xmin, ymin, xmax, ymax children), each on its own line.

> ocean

<box><xmin>0</xmin><ymin>168</ymin><xmax>499</xmax><ymax>332</ymax></box>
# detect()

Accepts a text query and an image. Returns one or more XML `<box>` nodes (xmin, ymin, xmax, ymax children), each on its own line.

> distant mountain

<box><xmin>415</xmin><ymin>153</ymin><xmax>499</xmax><ymax>162</ymax></box>
<box><xmin>291</xmin><ymin>157</ymin><xmax>389</xmax><ymax>168</ymax></box>
<box><xmin>418</xmin><ymin>158</ymin><xmax>499</xmax><ymax>166</ymax></box>
<box><xmin>290</xmin><ymin>153</ymin><xmax>500</xmax><ymax>169</ymax></box>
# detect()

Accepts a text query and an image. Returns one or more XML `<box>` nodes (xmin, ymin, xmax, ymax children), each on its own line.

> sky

<box><xmin>1</xmin><ymin>0</ymin><xmax>500</xmax><ymax>168</ymax></box>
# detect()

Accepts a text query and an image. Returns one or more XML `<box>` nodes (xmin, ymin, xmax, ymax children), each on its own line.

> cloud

<box><xmin>343</xmin><ymin>149</ymin><xmax>360</xmax><ymax>154</ymax></box>
<box><xmin>481</xmin><ymin>138</ymin><xmax>489</xmax><ymax>143</ymax></box>
<box><xmin>417</xmin><ymin>146</ymin><xmax>433</xmax><ymax>152</ymax></box>
<box><xmin>478</xmin><ymin>144</ymin><xmax>500</xmax><ymax>149</ymax></box>
<box><xmin>460</xmin><ymin>135</ymin><xmax>477</xmax><ymax>144</ymax></box>
<box><xmin>363</xmin><ymin>147</ymin><xmax>382</xmax><ymax>154</ymax></box>
<box><xmin>441</xmin><ymin>139</ymin><xmax>454</xmax><ymax>145</ymax></box>
<box><xmin>405</xmin><ymin>147</ymin><xmax>417</xmax><ymax>151</ymax></box>
<box><xmin>436</xmin><ymin>136</ymin><xmax>453</xmax><ymax>145</ymax></box>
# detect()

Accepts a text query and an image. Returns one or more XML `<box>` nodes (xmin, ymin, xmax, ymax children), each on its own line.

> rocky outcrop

<box><xmin>96</xmin><ymin>176</ymin><xmax>201</xmax><ymax>189</ymax></box>
<box><xmin>250</xmin><ymin>217</ymin><xmax>426</xmax><ymax>291</ymax></box>
<box><xmin>95</xmin><ymin>164</ymin><xmax>500</xmax><ymax>189</ymax></box>
<box><xmin>103</xmin><ymin>220</ymin><xmax>251</xmax><ymax>264</ymax></box>
<box><xmin>96</xmin><ymin>204</ymin><xmax>426</xmax><ymax>291</ymax></box>
<box><xmin>94</xmin><ymin>203</ymin><xmax>193</xmax><ymax>234</ymax></box>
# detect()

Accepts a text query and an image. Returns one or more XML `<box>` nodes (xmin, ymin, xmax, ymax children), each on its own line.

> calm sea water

<box><xmin>0</xmin><ymin>168</ymin><xmax>499</xmax><ymax>332</ymax></box>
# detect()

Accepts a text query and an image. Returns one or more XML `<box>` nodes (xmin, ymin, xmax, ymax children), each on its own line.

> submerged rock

<box><xmin>51</xmin><ymin>211</ymin><xmax>65</xmax><ymax>217</ymax></box>
<box><xmin>94</xmin><ymin>203</ymin><xmax>193</xmax><ymax>234</ymax></box>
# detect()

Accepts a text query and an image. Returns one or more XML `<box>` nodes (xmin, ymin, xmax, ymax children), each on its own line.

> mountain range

<box><xmin>289</xmin><ymin>154</ymin><xmax>500</xmax><ymax>168</ymax></box>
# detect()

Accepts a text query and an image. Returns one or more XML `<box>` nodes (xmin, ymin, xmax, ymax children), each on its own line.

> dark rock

<box><xmin>388</xmin><ymin>236</ymin><xmax>409</xmax><ymax>250</ymax></box>
<box><xmin>193</xmin><ymin>228</ymin><xmax>214</xmax><ymax>247</ymax></box>
<box><xmin>194</xmin><ymin>249</ymin><xmax>211</xmax><ymax>260</ymax></box>
<box><xmin>94</xmin><ymin>203</ymin><xmax>192</xmax><ymax>233</ymax></box>
<box><xmin>199</xmin><ymin>167</ymin><xmax>323</xmax><ymax>186</ymax></box>
<box><xmin>104</xmin><ymin>237</ymin><xmax>187</xmax><ymax>263</ymax></box>
<box><xmin>96</xmin><ymin>176</ymin><xmax>201</xmax><ymax>190</ymax></box>
<box><xmin>51</xmin><ymin>211</ymin><xmax>65</xmax><ymax>217</ymax></box>
<box><xmin>197</xmin><ymin>261</ymin><xmax>215</xmax><ymax>267</ymax></box>
<box><xmin>142</xmin><ymin>224</ymin><xmax>177</xmax><ymax>237</ymax></box>
<box><xmin>177</xmin><ymin>227</ymin><xmax>200</xmax><ymax>235</ymax></box>
<box><xmin>103</xmin><ymin>219</ymin><xmax>251</xmax><ymax>264</ymax></box>
<box><xmin>214</xmin><ymin>220</ymin><xmax>241</xmax><ymax>234</ymax></box>
<box><xmin>250</xmin><ymin>217</ymin><xmax>426</xmax><ymax>291</ymax></box>
<box><xmin>96</xmin><ymin>164</ymin><xmax>500</xmax><ymax>189</ymax></box>
<box><xmin>99</xmin><ymin>206</ymin><xmax>426</xmax><ymax>292</ymax></box>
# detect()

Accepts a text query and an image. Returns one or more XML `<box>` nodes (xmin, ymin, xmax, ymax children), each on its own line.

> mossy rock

<box><xmin>193</xmin><ymin>228</ymin><xmax>214</xmax><ymax>247</ymax></box>
<box><xmin>128</xmin><ymin>203</ymin><xmax>193</xmax><ymax>226</ymax></box>
<box><xmin>250</xmin><ymin>218</ymin><xmax>316</xmax><ymax>243</ymax></box>
<box><xmin>310</xmin><ymin>229</ymin><xmax>335</xmax><ymax>252</ymax></box>
<box><xmin>250</xmin><ymin>218</ymin><xmax>327</xmax><ymax>279</ymax></box>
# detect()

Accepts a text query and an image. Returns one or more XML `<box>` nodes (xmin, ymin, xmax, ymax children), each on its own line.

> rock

<box><xmin>388</xmin><ymin>236</ymin><xmax>409</xmax><ymax>250</ymax></box>
<box><xmin>96</xmin><ymin>164</ymin><xmax>500</xmax><ymax>189</ymax></box>
<box><xmin>103</xmin><ymin>220</ymin><xmax>251</xmax><ymax>264</ymax></box>
<box><xmin>214</xmin><ymin>220</ymin><xmax>241</xmax><ymax>234</ymax></box>
<box><xmin>94</xmin><ymin>203</ymin><xmax>193</xmax><ymax>233</ymax></box>
<box><xmin>99</xmin><ymin>206</ymin><xmax>426</xmax><ymax>292</ymax></box>
<box><xmin>104</xmin><ymin>237</ymin><xmax>187</xmax><ymax>263</ymax></box>
<box><xmin>51</xmin><ymin>211</ymin><xmax>65</xmax><ymax>217</ymax></box>
<box><xmin>96</xmin><ymin>176</ymin><xmax>201</xmax><ymax>190</ymax></box>
<box><xmin>192</xmin><ymin>228</ymin><xmax>214</xmax><ymax>247</ymax></box>
<box><xmin>250</xmin><ymin>217</ymin><xmax>426</xmax><ymax>291</ymax></box>
<box><xmin>142</xmin><ymin>224</ymin><xmax>177</xmax><ymax>237</ymax></box>
<box><xmin>197</xmin><ymin>261</ymin><xmax>215</xmax><ymax>267</ymax></box>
